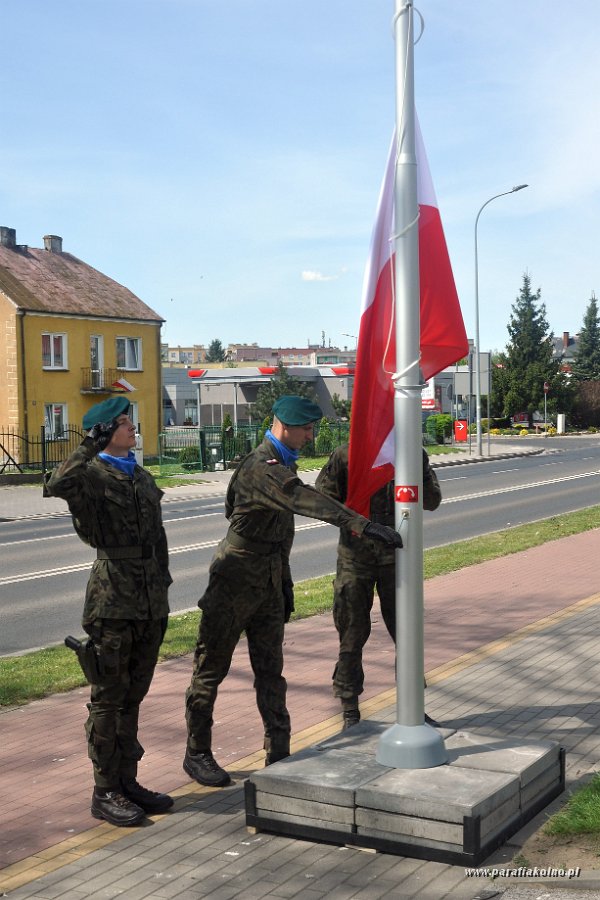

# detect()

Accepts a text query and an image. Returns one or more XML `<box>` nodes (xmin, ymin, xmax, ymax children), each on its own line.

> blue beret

<box><xmin>272</xmin><ymin>395</ymin><xmax>323</xmax><ymax>425</ymax></box>
<box><xmin>82</xmin><ymin>397</ymin><xmax>131</xmax><ymax>430</ymax></box>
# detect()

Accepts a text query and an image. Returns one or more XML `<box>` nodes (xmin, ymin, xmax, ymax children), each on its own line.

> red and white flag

<box><xmin>346</xmin><ymin>120</ymin><xmax>468</xmax><ymax>516</ymax></box>
<box><xmin>112</xmin><ymin>376</ymin><xmax>136</xmax><ymax>392</ymax></box>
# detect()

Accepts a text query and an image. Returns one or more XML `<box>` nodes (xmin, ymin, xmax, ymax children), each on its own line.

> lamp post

<box><xmin>474</xmin><ymin>184</ymin><xmax>528</xmax><ymax>455</ymax></box>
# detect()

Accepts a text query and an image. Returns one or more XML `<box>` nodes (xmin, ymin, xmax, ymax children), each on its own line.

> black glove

<box><xmin>87</xmin><ymin>419</ymin><xmax>119</xmax><ymax>450</ymax></box>
<box><xmin>363</xmin><ymin>522</ymin><xmax>403</xmax><ymax>548</ymax></box>
<box><xmin>282</xmin><ymin>580</ymin><xmax>295</xmax><ymax>623</ymax></box>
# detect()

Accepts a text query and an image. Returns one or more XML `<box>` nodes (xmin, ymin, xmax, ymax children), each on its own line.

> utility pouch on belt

<box><xmin>64</xmin><ymin>635</ymin><xmax>101</xmax><ymax>684</ymax></box>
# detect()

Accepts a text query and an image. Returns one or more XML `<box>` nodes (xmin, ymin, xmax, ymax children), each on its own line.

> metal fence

<box><xmin>158</xmin><ymin>421</ymin><xmax>351</xmax><ymax>474</ymax></box>
<box><xmin>0</xmin><ymin>426</ymin><xmax>84</xmax><ymax>474</ymax></box>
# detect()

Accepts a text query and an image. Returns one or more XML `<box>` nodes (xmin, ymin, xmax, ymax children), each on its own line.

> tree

<box><xmin>571</xmin><ymin>293</ymin><xmax>600</xmax><ymax>381</ymax></box>
<box><xmin>205</xmin><ymin>339</ymin><xmax>226</xmax><ymax>362</ymax></box>
<box><xmin>493</xmin><ymin>273</ymin><xmax>571</xmax><ymax>423</ymax></box>
<box><xmin>252</xmin><ymin>361</ymin><xmax>316</xmax><ymax>422</ymax></box>
<box><xmin>331</xmin><ymin>393</ymin><xmax>351</xmax><ymax>420</ymax></box>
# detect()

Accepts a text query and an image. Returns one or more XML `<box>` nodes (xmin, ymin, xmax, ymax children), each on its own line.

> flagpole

<box><xmin>376</xmin><ymin>0</ymin><xmax>447</xmax><ymax>769</ymax></box>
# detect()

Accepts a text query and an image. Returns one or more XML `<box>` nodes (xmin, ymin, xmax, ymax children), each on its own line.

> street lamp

<box><xmin>341</xmin><ymin>333</ymin><xmax>358</xmax><ymax>349</ymax></box>
<box><xmin>474</xmin><ymin>184</ymin><xmax>528</xmax><ymax>455</ymax></box>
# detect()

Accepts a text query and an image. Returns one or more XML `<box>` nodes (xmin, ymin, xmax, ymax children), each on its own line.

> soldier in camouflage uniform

<box><xmin>183</xmin><ymin>396</ymin><xmax>403</xmax><ymax>788</ymax></box>
<box><xmin>315</xmin><ymin>444</ymin><xmax>442</xmax><ymax>728</ymax></box>
<box><xmin>45</xmin><ymin>397</ymin><xmax>173</xmax><ymax>826</ymax></box>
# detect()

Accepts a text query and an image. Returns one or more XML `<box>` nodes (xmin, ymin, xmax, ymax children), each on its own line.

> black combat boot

<box><xmin>91</xmin><ymin>787</ymin><xmax>145</xmax><ymax>826</ymax></box>
<box><xmin>264</xmin><ymin>737</ymin><xmax>290</xmax><ymax>766</ymax></box>
<box><xmin>341</xmin><ymin>698</ymin><xmax>360</xmax><ymax>731</ymax></box>
<box><xmin>121</xmin><ymin>779</ymin><xmax>174</xmax><ymax>813</ymax></box>
<box><xmin>183</xmin><ymin>749</ymin><xmax>231</xmax><ymax>787</ymax></box>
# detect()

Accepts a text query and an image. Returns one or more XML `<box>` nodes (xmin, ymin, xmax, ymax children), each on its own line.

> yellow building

<box><xmin>0</xmin><ymin>227</ymin><xmax>165</xmax><ymax>455</ymax></box>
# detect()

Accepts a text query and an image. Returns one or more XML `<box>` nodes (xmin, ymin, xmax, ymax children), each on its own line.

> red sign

<box><xmin>395</xmin><ymin>485</ymin><xmax>419</xmax><ymax>503</ymax></box>
<box><xmin>187</xmin><ymin>369</ymin><xmax>207</xmax><ymax>378</ymax></box>
<box><xmin>543</xmin><ymin>382</ymin><xmax>550</xmax><ymax>393</ymax></box>
<box><xmin>454</xmin><ymin>419</ymin><xmax>468</xmax><ymax>443</ymax></box>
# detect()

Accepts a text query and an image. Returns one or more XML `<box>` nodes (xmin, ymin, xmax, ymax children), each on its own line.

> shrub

<box><xmin>315</xmin><ymin>418</ymin><xmax>335</xmax><ymax>456</ymax></box>
<box><xmin>177</xmin><ymin>445</ymin><xmax>202</xmax><ymax>469</ymax></box>
<box><xmin>425</xmin><ymin>414</ymin><xmax>452</xmax><ymax>444</ymax></box>
<box><xmin>519</xmin><ymin>429</ymin><xmax>529</xmax><ymax>436</ymax></box>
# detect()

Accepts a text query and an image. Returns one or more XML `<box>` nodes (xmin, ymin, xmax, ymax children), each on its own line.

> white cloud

<box><xmin>301</xmin><ymin>270</ymin><xmax>338</xmax><ymax>282</ymax></box>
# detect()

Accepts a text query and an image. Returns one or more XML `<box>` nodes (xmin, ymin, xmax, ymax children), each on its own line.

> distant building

<box><xmin>162</xmin><ymin>365</ymin><xmax>355</xmax><ymax>427</ymax></box>
<box><xmin>552</xmin><ymin>331</ymin><xmax>579</xmax><ymax>373</ymax></box>
<box><xmin>162</xmin><ymin>344</ymin><xmax>208</xmax><ymax>367</ymax></box>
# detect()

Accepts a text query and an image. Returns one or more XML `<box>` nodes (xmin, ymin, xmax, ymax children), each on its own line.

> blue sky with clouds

<box><xmin>3</xmin><ymin>1</ymin><xmax>599</xmax><ymax>353</ymax></box>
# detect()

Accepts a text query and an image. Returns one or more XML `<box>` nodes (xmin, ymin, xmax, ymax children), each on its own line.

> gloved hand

<box><xmin>363</xmin><ymin>522</ymin><xmax>403</xmax><ymax>548</ymax></box>
<box><xmin>87</xmin><ymin>419</ymin><xmax>119</xmax><ymax>451</ymax></box>
<box><xmin>282</xmin><ymin>580</ymin><xmax>295</xmax><ymax>623</ymax></box>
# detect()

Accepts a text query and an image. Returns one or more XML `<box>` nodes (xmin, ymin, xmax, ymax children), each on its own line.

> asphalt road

<box><xmin>1</xmin><ymin>436</ymin><xmax>599</xmax><ymax>656</ymax></box>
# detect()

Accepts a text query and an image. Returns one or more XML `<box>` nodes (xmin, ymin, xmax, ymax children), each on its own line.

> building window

<box><xmin>44</xmin><ymin>403</ymin><xmax>68</xmax><ymax>438</ymax></box>
<box><xmin>42</xmin><ymin>333</ymin><xmax>67</xmax><ymax>369</ymax></box>
<box><xmin>184</xmin><ymin>398</ymin><xmax>198</xmax><ymax>426</ymax></box>
<box><xmin>116</xmin><ymin>337</ymin><xmax>142</xmax><ymax>370</ymax></box>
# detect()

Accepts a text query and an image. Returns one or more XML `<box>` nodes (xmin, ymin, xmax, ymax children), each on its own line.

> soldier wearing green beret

<box><xmin>315</xmin><ymin>444</ymin><xmax>442</xmax><ymax>729</ymax></box>
<box><xmin>183</xmin><ymin>395</ymin><xmax>403</xmax><ymax>788</ymax></box>
<box><xmin>45</xmin><ymin>397</ymin><xmax>173</xmax><ymax>826</ymax></box>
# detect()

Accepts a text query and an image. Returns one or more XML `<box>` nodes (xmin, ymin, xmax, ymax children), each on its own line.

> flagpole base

<box><xmin>376</xmin><ymin>723</ymin><xmax>448</xmax><ymax>769</ymax></box>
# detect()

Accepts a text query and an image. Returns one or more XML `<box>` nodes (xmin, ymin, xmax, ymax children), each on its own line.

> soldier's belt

<box><xmin>226</xmin><ymin>530</ymin><xmax>281</xmax><ymax>556</ymax></box>
<box><xmin>96</xmin><ymin>544</ymin><xmax>156</xmax><ymax>560</ymax></box>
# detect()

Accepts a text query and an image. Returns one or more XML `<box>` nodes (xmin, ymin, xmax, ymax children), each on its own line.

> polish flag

<box><xmin>346</xmin><ymin>121</ymin><xmax>468</xmax><ymax>516</ymax></box>
<box><xmin>112</xmin><ymin>376</ymin><xmax>136</xmax><ymax>392</ymax></box>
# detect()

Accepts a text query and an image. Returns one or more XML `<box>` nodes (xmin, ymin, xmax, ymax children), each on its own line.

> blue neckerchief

<box><xmin>265</xmin><ymin>429</ymin><xmax>299</xmax><ymax>469</ymax></box>
<box><xmin>98</xmin><ymin>450</ymin><xmax>137</xmax><ymax>478</ymax></box>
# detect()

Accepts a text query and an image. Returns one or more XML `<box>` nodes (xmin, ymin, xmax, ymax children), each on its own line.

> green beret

<box><xmin>83</xmin><ymin>397</ymin><xmax>131</xmax><ymax>430</ymax></box>
<box><xmin>272</xmin><ymin>395</ymin><xmax>323</xmax><ymax>425</ymax></box>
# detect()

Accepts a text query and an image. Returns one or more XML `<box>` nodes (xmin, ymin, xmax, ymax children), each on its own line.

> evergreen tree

<box><xmin>571</xmin><ymin>293</ymin><xmax>600</xmax><ymax>380</ymax></box>
<box><xmin>252</xmin><ymin>361</ymin><xmax>317</xmax><ymax>422</ymax></box>
<box><xmin>205</xmin><ymin>339</ymin><xmax>226</xmax><ymax>362</ymax></box>
<box><xmin>497</xmin><ymin>273</ymin><xmax>570</xmax><ymax>422</ymax></box>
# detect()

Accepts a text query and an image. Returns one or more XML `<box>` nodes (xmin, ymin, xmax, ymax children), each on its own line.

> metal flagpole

<box><xmin>376</xmin><ymin>0</ymin><xmax>447</xmax><ymax>768</ymax></box>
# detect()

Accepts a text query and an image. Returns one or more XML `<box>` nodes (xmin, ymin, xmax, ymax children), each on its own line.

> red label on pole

<box><xmin>395</xmin><ymin>485</ymin><xmax>419</xmax><ymax>503</ymax></box>
<box><xmin>543</xmin><ymin>382</ymin><xmax>549</xmax><ymax>393</ymax></box>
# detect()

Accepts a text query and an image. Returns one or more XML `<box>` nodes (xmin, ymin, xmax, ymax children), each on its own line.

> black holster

<box><xmin>65</xmin><ymin>635</ymin><xmax>101</xmax><ymax>684</ymax></box>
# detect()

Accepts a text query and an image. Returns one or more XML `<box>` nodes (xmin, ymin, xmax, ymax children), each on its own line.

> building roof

<box><xmin>0</xmin><ymin>231</ymin><xmax>163</xmax><ymax>323</ymax></box>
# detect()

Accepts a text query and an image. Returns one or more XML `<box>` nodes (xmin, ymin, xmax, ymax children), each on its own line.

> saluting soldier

<box><xmin>315</xmin><ymin>444</ymin><xmax>442</xmax><ymax>729</ymax></box>
<box><xmin>45</xmin><ymin>397</ymin><xmax>173</xmax><ymax>826</ymax></box>
<box><xmin>183</xmin><ymin>395</ymin><xmax>403</xmax><ymax>787</ymax></box>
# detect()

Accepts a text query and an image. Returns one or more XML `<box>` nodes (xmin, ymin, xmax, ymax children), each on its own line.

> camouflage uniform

<box><xmin>315</xmin><ymin>445</ymin><xmax>441</xmax><ymax>702</ymax></box>
<box><xmin>46</xmin><ymin>437</ymin><xmax>172</xmax><ymax>789</ymax></box>
<box><xmin>185</xmin><ymin>437</ymin><xmax>371</xmax><ymax>760</ymax></box>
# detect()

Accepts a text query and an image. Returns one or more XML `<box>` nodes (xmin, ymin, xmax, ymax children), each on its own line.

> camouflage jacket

<box><xmin>315</xmin><ymin>444</ymin><xmax>442</xmax><ymax>558</ymax></box>
<box><xmin>206</xmin><ymin>438</ymin><xmax>371</xmax><ymax>591</ymax></box>
<box><xmin>45</xmin><ymin>437</ymin><xmax>171</xmax><ymax>623</ymax></box>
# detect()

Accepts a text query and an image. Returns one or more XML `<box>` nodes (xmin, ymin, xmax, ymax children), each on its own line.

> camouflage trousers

<box><xmin>185</xmin><ymin>573</ymin><xmax>290</xmax><ymax>757</ymax></box>
<box><xmin>84</xmin><ymin>617</ymin><xmax>167</xmax><ymax>789</ymax></box>
<box><xmin>332</xmin><ymin>544</ymin><xmax>396</xmax><ymax>701</ymax></box>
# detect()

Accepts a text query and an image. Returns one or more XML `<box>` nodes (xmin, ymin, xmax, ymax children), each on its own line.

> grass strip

<box><xmin>1</xmin><ymin>505</ymin><xmax>599</xmax><ymax>708</ymax></box>
<box><xmin>544</xmin><ymin>774</ymin><xmax>600</xmax><ymax>835</ymax></box>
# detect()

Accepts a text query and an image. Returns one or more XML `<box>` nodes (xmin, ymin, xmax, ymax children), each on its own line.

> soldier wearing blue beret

<box><xmin>45</xmin><ymin>397</ymin><xmax>173</xmax><ymax>826</ymax></box>
<box><xmin>183</xmin><ymin>395</ymin><xmax>404</xmax><ymax>788</ymax></box>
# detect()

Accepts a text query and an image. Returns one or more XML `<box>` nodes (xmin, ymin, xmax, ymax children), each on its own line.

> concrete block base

<box><xmin>245</xmin><ymin>722</ymin><xmax>565</xmax><ymax>865</ymax></box>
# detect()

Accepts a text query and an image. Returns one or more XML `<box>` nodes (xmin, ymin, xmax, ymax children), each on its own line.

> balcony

<box><xmin>80</xmin><ymin>368</ymin><xmax>128</xmax><ymax>394</ymax></box>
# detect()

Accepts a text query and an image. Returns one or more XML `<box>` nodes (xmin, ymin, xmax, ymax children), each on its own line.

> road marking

<box><xmin>444</xmin><ymin>469</ymin><xmax>600</xmax><ymax>504</ymax></box>
<box><xmin>0</xmin><ymin>522</ymin><xmax>328</xmax><ymax>585</ymax></box>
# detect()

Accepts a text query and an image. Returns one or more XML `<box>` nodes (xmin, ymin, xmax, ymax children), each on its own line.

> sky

<box><xmin>3</xmin><ymin>0</ymin><xmax>600</xmax><ymax>355</ymax></box>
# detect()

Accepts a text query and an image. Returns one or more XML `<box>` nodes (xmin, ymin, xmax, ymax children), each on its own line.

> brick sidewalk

<box><xmin>2</xmin><ymin>530</ymin><xmax>600</xmax><ymax>898</ymax></box>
